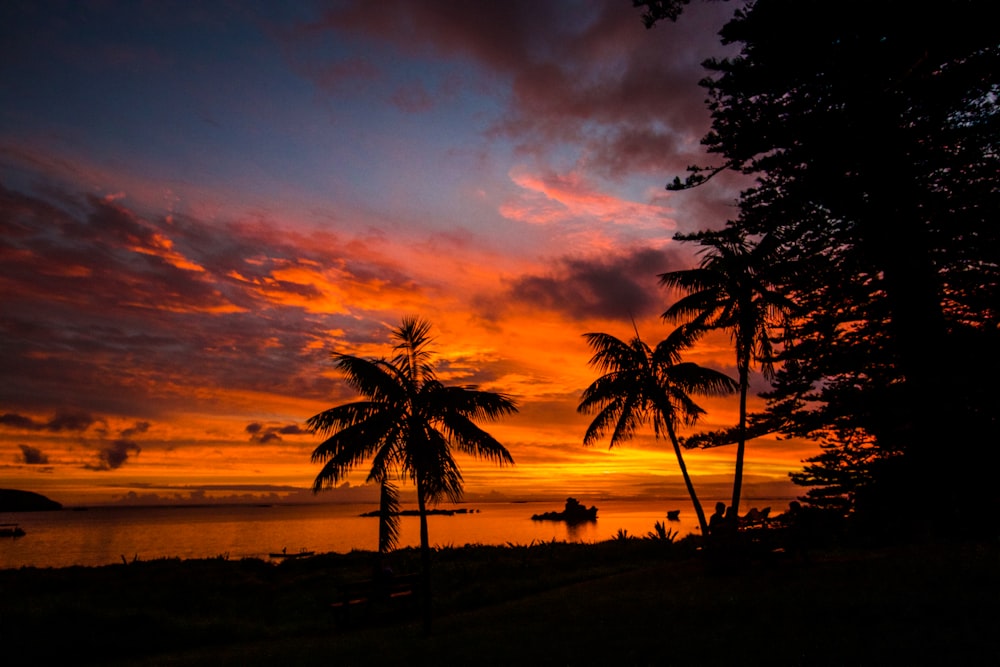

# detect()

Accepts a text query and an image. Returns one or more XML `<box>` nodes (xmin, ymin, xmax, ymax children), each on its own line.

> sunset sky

<box><xmin>1</xmin><ymin>0</ymin><xmax>819</xmax><ymax>508</ymax></box>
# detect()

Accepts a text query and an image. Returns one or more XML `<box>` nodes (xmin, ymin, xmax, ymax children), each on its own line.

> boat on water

<box><xmin>1</xmin><ymin>523</ymin><xmax>26</xmax><ymax>538</ymax></box>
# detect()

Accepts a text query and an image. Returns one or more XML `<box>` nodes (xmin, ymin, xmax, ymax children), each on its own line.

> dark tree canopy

<box><xmin>649</xmin><ymin>1</ymin><xmax>1000</xmax><ymax>536</ymax></box>
<box><xmin>632</xmin><ymin>0</ymin><xmax>695</xmax><ymax>27</ymax></box>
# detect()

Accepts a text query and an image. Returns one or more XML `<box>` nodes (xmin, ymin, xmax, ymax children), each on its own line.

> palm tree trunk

<box><xmin>665</xmin><ymin>421</ymin><xmax>709</xmax><ymax>535</ymax></box>
<box><xmin>730</xmin><ymin>363</ymin><xmax>749</xmax><ymax>519</ymax></box>
<box><xmin>415</xmin><ymin>474</ymin><xmax>432</xmax><ymax>635</ymax></box>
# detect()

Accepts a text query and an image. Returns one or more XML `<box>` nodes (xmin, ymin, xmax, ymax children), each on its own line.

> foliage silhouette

<box><xmin>579</xmin><ymin>325</ymin><xmax>737</xmax><ymax>535</ymax></box>
<box><xmin>659</xmin><ymin>230</ymin><xmax>791</xmax><ymax>518</ymax></box>
<box><xmin>377</xmin><ymin>480</ymin><xmax>401</xmax><ymax>555</ymax></box>
<box><xmin>647</xmin><ymin>520</ymin><xmax>678</xmax><ymax>542</ymax></box>
<box><xmin>632</xmin><ymin>0</ymin><xmax>694</xmax><ymax>28</ymax></box>
<box><xmin>308</xmin><ymin>316</ymin><xmax>518</xmax><ymax>631</ymax></box>
<box><xmin>644</xmin><ymin>1</ymin><xmax>1000</xmax><ymax>535</ymax></box>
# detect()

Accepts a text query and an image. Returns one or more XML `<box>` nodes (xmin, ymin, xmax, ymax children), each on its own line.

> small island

<box><xmin>531</xmin><ymin>497</ymin><xmax>598</xmax><ymax>524</ymax></box>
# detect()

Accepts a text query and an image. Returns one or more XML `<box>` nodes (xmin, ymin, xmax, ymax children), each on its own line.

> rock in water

<box><xmin>531</xmin><ymin>497</ymin><xmax>598</xmax><ymax>524</ymax></box>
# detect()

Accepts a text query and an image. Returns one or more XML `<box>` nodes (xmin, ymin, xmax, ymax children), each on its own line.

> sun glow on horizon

<box><xmin>1</xmin><ymin>1</ymin><xmax>819</xmax><ymax>509</ymax></box>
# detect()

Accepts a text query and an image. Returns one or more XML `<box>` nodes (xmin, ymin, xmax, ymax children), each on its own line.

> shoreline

<box><xmin>1</xmin><ymin>497</ymin><xmax>803</xmax><ymax>570</ymax></box>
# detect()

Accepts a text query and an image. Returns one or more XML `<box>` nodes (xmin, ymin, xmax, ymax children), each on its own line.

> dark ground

<box><xmin>1</xmin><ymin>537</ymin><xmax>996</xmax><ymax>666</ymax></box>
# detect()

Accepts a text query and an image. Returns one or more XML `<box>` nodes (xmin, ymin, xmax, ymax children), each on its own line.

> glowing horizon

<box><xmin>0</xmin><ymin>1</ymin><xmax>817</xmax><ymax>508</ymax></box>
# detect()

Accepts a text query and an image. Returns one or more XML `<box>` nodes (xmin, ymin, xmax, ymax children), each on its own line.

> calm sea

<box><xmin>0</xmin><ymin>498</ymin><xmax>794</xmax><ymax>569</ymax></box>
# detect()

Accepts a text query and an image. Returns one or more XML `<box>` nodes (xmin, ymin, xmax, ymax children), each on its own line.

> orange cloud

<box><xmin>127</xmin><ymin>230</ymin><xmax>206</xmax><ymax>273</ymax></box>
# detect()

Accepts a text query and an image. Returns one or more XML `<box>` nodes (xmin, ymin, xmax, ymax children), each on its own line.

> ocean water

<box><xmin>0</xmin><ymin>498</ymin><xmax>794</xmax><ymax>569</ymax></box>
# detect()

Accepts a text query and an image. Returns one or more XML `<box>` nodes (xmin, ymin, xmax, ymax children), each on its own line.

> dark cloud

<box><xmin>48</xmin><ymin>411</ymin><xmax>102</xmax><ymax>432</ymax></box>
<box><xmin>0</xmin><ymin>409</ymin><xmax>149</xmax><ymax>470</ymax></box>
<box><xmin>18</xmin><ymin>444</ymin><xmax>49</xmax><ymax>464</ymax></box>
<box><xmin>247</xmin><ymin>421</ymin><xmax>309</xmax><ymax>444</ymax></box>
<box><xmin>302</xmin><ymin>0</ymin><xmax>738</xmax><ymax>179</ymax></box>
<box><xmin>88</xmin><ymin>439</ymin><xmax>141</xmax><ymax>471</ymax></box>
<box><xmin>0</xmin><ymin>413</ymin><xmax>36</xmax><ymax>430</ymax></box>
<box><xmin>0</xmin><ymin>186</ymin><xmax>233</xmax><ymax>314</ymax></box>
<box><xmin>0</xmin><ymin>181</ymin><xmax>420</xmax><ymax>417</ymax></box>
<box><xmin>501</xmin><ymin>246</ymin><xmax>686</xmax><ymax>321</ymax></box>
<box><xmin>0</xmin><ymin>410</ymin><xmax>99</xmax><ymax>432</ymax></box>
<box><xmin>82</xmin><ymin>420</ymin><xmax>151</xmax><ymax>471</ymax></box>
<box><xmin>120</xmin><ymin>421</ymin><xmax>150</xmax><ymax>439</ymax></box>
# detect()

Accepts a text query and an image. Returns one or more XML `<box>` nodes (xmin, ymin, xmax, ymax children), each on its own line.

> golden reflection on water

<box><xmin>0</xmin><ymin>498</ymin><xmax>791</xmax><ymax>569</ymax></box>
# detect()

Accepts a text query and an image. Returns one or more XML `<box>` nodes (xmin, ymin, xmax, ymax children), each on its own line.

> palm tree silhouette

<box><xmin>578</xmin><ymin>325</ymin><xmax>737</xmax><ymax>535</ymax></box>
<box><xmin>308</xmin><ymin>316</ymin><xmax>517</xmax><ymax>632</ymax></box>
<box><xmin>659</xmin><ymin>231</ymin><xmax>790</xmax><ymax>519</ymax></box>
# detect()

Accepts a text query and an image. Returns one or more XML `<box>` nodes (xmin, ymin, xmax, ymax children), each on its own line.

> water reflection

<box><xmin>565</xmin><ymin>521</ymin><xmax>599</xmax><ymax>541</ymax></box>
<box><xmin>1</xmin><ymin>498</ymin><xmax>775</xmax><ymax>569</ymax></box>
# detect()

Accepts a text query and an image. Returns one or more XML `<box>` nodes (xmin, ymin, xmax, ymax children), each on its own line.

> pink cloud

<box><xmin>502</xmin><ymin>166</ymin><xmax>676</xmax><ymax>232</ymax></box>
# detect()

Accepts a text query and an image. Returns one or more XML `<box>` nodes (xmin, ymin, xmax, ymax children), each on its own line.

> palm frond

<box><xmin>306</xmin><ymin>401</ymin><xmax>384</xmax><ymax>436</ymax></box>
<box><xmin>662</xmin><ymin>290</ymin><xmax>726</xmax><ymax>326</ymax></box>
<box><xmin>366</xmin><ymin>424</ymin><xmax>406</xmax><ymax>483</ymax></box>
<box><xmin>584</xmin><ymin>393</ymin><xmax>646</xmax><ymax>448</ymax></box>
<box><xmin>310</xmin><ymin>414</ymin><xmax>401</xmax><ymax>491</ymax></box>
<box><xmin>662</xmin><ymin>390</ymin><xmax>707</xmax><ymax>427</ymax></box>
<box><xmin>378</xmin><ymin>481</ymin><xmax>401</xmax><ymax>554</ymax></box>
<box><xmin>433</xmin><ymin>384</ymin><xmax>519</xmax><ymax>421</ymax></box>
<box><xmin>332</xmin><ymin>354</ymin><xmax>405</xmax><ymax>403</ymax></box>
<box><xmin>658</xmin><ymin>266</ymin><xmax>718</xmax><ymax>293</ymax></box>
<box><xmin>407</xmin><ymin>429</ymin><xmax>464</xmax><ymax>504</ymax></box>
<box><xmin>391</xmin><ymin>316</ymin><xmax>437</xmax><ymax>384</ymax></box>
<box><xmin>579</xmin><ymin>371</ymin><xmax>640</xmax><ymax>414</ymax></box>
<box><xmin>668</xmin><ymin>362</ymin><xmax>739</xmax><ymax>397</ymax></box>
<box><xmin>582</xmin><ymin>332</ymin><xmax>648</xmax><ymax>374</ymax></box>
<box><xmin>443</xmin><ymin>413</ymin><xmax>515</xmax><ymax>465</ymax></box>
<box><xmin>309</xmin><ymin>408</ymin><xmax>396</xmax><ymax>462</ymax></box>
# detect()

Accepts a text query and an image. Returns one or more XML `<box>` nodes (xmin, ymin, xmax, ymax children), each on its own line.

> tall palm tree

<box><xmin>659</xmin><ymin>231</ymin><xmax>790</xmax><ymax>519</ymax></box>
<box><xmin>578</xmin><ymin>325</ymin><xmax>737</xmax><ymax>535</ymax></box>
<box><xmin>308</xmin><ymin>316</ymin><xmax>518</xmax><ymax>632</ymax></box>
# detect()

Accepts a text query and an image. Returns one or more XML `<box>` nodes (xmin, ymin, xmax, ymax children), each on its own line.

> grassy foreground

<box><xmin>2</xmin><ymin>537</ymin><xmax>997</xmax><ymax>665</ymax></box>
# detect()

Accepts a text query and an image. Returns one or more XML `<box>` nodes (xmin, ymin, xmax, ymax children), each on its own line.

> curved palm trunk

<box><xmin>665</xmin><ymin>421</ymin><xmax>709</xmax><ymax>535</ymax></box>
<box><xmin>415</xmin><ymin>474</ymin><xmax>432</xmax><ymax>635</ymax></box>
<box><xmin>730</xmin><ymin>363</ymin><xmax>749</xmax><ymax>519</ymax></box>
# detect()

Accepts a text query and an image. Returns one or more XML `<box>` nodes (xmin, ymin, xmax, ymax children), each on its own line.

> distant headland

<box><xmin>359</xmin><ymin>507</ymin><xmax>477</xmax><ymax>517</ymax></box>
<box><xmin>0</xmin><ymin>489</ymin><xmax>63</xmax><ymax>512</ymax></box>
